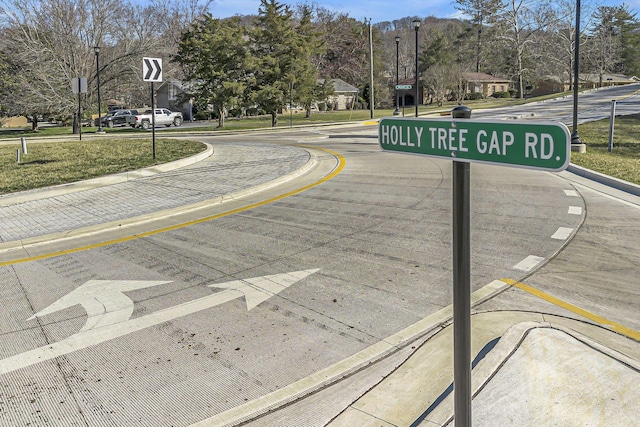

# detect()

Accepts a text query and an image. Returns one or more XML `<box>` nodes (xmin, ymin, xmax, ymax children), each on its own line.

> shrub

<box><xmin>491</xmin><ymin>91</ymin><xmax>511</xmax><ymax>99</ymax></box>
<box><xmin>194</xmin><ymin>110</ymin><xmax>210</xmax><ymax>120</ymax></box>
<box><xmin>466</xmin><ymin>92</ymin><xmax>484</xmax><ymax>101</ymax></box>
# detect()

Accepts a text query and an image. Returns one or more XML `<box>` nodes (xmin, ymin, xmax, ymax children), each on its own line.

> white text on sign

<box><xmin>380</xmin><ymin>124</ymin><xmax>558</xmax><ymax>161</ymax></box>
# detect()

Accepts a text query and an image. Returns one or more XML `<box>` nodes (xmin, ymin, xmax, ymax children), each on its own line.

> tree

<box><xmin>586</xmin><ymin>5</ymin><xmax>640</xmax><ymax>83</ymax></box>
<box><xmin>251</xmin><ymin>0</ymin><xmax>323</xmax><ymax>126</ymax></box>
<box><xmin>0</xmin><ymin>0</ymin><xmax>208</xmax><ymax>132</ymax></box>
<box><xmin>175</xmin><ymin>15</ymin><xmax>252</xmax><ymax>127</ymax></box>
<box><xmin>493</xmin><ymin>0</ymin><xmax>557</xmax><ymax>98</ymax></box>
<box><xmin>455</xmin><ymin>0</ymin><xmax>503</xmax><ymax>73</ymax></box>
<box><xmin>290</xmin><ymin>5</ymin><xmax>329</xmax><ymax>117</ymax></box>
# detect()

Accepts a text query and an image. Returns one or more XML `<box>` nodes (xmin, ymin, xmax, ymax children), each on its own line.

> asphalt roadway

<box><xmin>1</xmin><ymin>119</ymin><xmax>639</xmax><ymax>426</ymax></box>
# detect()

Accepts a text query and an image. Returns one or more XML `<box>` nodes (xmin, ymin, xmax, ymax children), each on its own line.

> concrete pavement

<box><xmin>1</xmin><ymin>132</ymin><xmax>640</xmax><ymax>426</ymax></box>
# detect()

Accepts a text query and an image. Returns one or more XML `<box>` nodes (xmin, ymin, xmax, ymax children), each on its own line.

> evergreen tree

<box><xmin>251</xmin><ymin>0</ymin><xmax>301</xmax><ymax>127</ymax></box>
<box><xmin>175</xmin><ymin>15</ymin><xmax>252</xmax><ymax>127</ymax></box>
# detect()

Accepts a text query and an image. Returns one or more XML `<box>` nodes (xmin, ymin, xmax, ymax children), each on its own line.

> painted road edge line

<box><xmin>189</xmin><ymin>279</ymin><xmax>509</xmax><ymax>427</ymax></box>
<box><xmin>0</xmin><ymin>146</ymin><xmax>346</xmax><ymax>267</ymax></box>
<box><xmin>502</xmin><ymin>278</ymin><xmax>640</xmax><ymax>341</ymax></box>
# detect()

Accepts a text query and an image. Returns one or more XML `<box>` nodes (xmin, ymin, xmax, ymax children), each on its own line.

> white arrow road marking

<box><xmin>1</xmin><ymin>269</ymin><xmax>319</xmax><ymax>376</ymax></box>
<box><xmin>28</xmin><ymin>280</ymin><xmax>171</xmax><ymax>331</ymax></box>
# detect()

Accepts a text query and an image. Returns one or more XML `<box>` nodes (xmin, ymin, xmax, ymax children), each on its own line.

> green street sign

<box><xmin>395</xmin><ymin>84</ymin><xmax>412</xmax><ymax>90</ymax></box>
<box><xmin>378</xmin><ymin>117</ymin><xmax>571</xmax><ymax>172</ymax></box>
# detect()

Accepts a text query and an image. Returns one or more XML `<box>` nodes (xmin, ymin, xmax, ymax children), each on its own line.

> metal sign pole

<box><xmin>78</xmin><ymin>90</ymin><xmax>82</xmax><ymax>141</ymax></box>
<box><xmin>151</xmin><ymin>81</ymin><xmax>156</xmax><ymax>160</ymax></box>
<box><xmin>452</xmin><ymin>106</ymin><xmax>472</xmax><ymax>427</ymax></box>
<box><xmin>608</xmin><ymin>99</ymin><xmax>616</xmax><ymax>152</ymax></box>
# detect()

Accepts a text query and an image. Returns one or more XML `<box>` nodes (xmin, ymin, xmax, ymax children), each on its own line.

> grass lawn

<box><xmin>0</xmin><ymin>138</ymin><xmax>206</xmax><ymax>195</ymax></box>
<box><xmin>570</xmin><ymin>114</ymin><xmax>640</xmax><ymax>185</ymax></box>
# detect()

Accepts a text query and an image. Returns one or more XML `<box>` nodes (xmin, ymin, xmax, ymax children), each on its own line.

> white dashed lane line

<box><xmin>512</xmin><ymin>189</ymin><xmax>582</xmax><ymax>271</ymax></box>
<box><xmin>568</xmin><ymin>206</ymin><xmax>582</xmax><ymax>215</ymax></box>
<box><xmin>513</xmin><ymin>255</ymin><xmax>545</xmax><ymax>272</ymax></box>
<box><xmin>551</xmin><ymin>227</ymin><xmax>574</xmax><ymax>240</ymax></box>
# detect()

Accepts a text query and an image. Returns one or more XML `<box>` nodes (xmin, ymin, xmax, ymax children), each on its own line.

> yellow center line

<box><xmin>502</xmin><ymin>278</ymin><xmax>640</xmax><ymax>341</ymax></box>
<box><xmin>1</xmin><ymin>146</ymin><xmax>346</xmax><ymax>267</ymax></box>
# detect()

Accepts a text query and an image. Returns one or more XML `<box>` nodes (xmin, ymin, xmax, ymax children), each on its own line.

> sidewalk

<box><xmin>328</xmin><ymin>311</ymin><xmax>640</xmax><ymax>426</ymax></box>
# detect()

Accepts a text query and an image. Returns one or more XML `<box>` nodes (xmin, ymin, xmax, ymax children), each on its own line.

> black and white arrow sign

<box><xmin>143</xmin><ymin>57</ymin><xmax>162</xmax><ymax>82</ymax></box>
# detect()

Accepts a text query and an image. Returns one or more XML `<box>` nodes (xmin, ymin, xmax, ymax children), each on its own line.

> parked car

<box><xmin>102</xmin><ymin>109</ymin><xmax>139</xmax><ymax>128</ymax></box>
<box><xmin>126</xmin><ymin>108</ymin><xmax>183</xmax><ymax>129</ymax></box>
<box><xmin>95</xmin><ymin>111</ymin><xmax>116</xmax><ymax>126</ymax></box>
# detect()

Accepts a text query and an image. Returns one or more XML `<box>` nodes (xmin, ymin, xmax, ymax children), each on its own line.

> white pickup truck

<box><xmin>127</xmin><ymin>108</ymin><xmax>183</xmax><ymax>130</ymax></box>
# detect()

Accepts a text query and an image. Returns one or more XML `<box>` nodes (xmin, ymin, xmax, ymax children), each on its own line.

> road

<box><xmin>0</xmin><ymin>85</ymin><xmax>638</xmax><ymax>426</ymax></box>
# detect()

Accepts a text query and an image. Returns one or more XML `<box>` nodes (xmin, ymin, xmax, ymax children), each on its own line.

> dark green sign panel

<box><xmin>378</xmin><ymin>117</ymin><xmax>571</xmax><ymax>172</ymax></box>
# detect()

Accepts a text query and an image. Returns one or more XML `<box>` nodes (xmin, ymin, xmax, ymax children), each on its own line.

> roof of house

<box><xmin>155</xmin><ymin>78</ymin><xmax>189</xmax><ymax>92</ymax></box>
<box><xmin>463</xmin><ymin>72</ymin><xmax>511</xmax><ymax>83</ymax></box>
<box><xmin>580</xmin><ymin>73</ymin><xmax>640</xmax><ymax>84</ymax></box>
<box><xmin>318</xmin><ymin>78</ymin><xmax>359</xmax><ymax>93</ymax></box>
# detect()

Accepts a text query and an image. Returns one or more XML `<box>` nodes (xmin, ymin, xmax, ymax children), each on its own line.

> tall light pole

<box><xmin>367</xmin><ymin>18</ymin><xmax>374</xmax><ymax>119</ymax></box>
<box><xmin>571</xmin><ymin>0</ymin><xmax>583</xmax><ymax>146</ymax></box>
<box><xmin>413</xmin><ymin>19</ymin><xmax>421</xmax><ymax>117</ymax></box>
<box><xmin>94</xmin><ymin>46</ymin><xmax>104</xmax><ymax>133</ymax></box>
<box><xmin>394</xmin><ymin>36</ymin><xmax>400</xmax><ymax>115</ymax></box>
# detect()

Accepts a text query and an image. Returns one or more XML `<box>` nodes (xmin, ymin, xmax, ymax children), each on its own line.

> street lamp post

<box><xmin>571</xmin><ymin>0</ymin><xmax>583</xmax><ymax>146</ymax></box>
<box><xmin>413</xmin><ymin>19</ymin><xmax>421</xmax><ymax>117</ymax></box>
<box><xmin>394</xmin><ymin>36</ymin><xmax>400</xmax><ymax>115</ymax></box>
<box><xmin>94</xmin><ymin>46</ymin><xmax>104</xmax><ymax>133</ymax></box>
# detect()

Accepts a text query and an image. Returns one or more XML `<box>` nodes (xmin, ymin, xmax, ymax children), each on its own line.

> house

<box><xmin>317</xmin><ymin>78</ymin><xmax>359</xmax><ymax>110</ymax></box>
<box><xmin>530</xmin><ymin>76</ymin><xmax>565</xmax><ymax>97</ymax></box>
<box><xmin>578</xmin><ymin>73</ymin><xmax>639</xmax><ymax>88</ymax></box>
<box><xmin>463</xmin><ymin>72</ymin><xmax>512</xmax><ymax>97</ymax></box>
<box><xmin>155</xmin><ymin>79</ymin><xmax>193</xmax><ymax>120</ymax></box>
<box><xmin>395</xmin><ymin>77</ymin><xmax>424</xmax><ymax>107</ymax></box>
<box><xmin>532</xmin><ymin>73</ymin><xmax>639</xmax><ymax>96</ymax></box>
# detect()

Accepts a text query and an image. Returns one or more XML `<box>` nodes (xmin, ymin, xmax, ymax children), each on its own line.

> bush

<box><xmin>466</xmin><ymin>92</ymin><xmax>484</xmax><ymax>101</ymax></box>
<box><xmin>229</xmin><ymin>108</ymin><xmax>243</xmax><ymax>118</ymax></box>
<box><xmin>194</xmin><ymin>110</ymin><xmax>210</xmax><ymax>120</ymax></box>
<box><xmin>491</xmin><ymin>91</ymin><xmax>512</xmax><ymax>99</ymax></box>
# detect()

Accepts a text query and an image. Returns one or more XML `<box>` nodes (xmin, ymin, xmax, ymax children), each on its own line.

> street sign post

<box><xmin>142</xmin><ymin>57</ymin><xmax>162</xmax><ymax>82</ymax></box>
<box><xmin>142</xmin><ymin>57</ymin><xmax>163</xmax><ymax>159</ymax></box>
<box><xmin>379</xmin><ymin>117</ymin><xmax>571</xmax><ymax>172</ymax></box>
<box><xmin>379</xmin><ymin>110</ymin><xmax>571</xmax><ymax>427</ymax></box>
<box><xmin>72</xmin><ymin>77</ymin><xmax>87</xmax><ymax>141</ymax></box>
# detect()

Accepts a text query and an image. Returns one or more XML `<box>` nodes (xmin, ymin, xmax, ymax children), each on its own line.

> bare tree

<box><xmin>493</xmin><ymin>0</ymin><xmax>558</xmax><ymax>98</ymax></box>
<box><xmin>0</xmin><ymin>0</ymin><xmax>208</xmax><ymax>131</ymax></box>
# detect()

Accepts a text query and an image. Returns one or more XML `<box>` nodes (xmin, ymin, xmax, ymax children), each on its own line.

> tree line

<box><xmin>0</xmin><ymin>0</ymin><xmax>638</xmax><ymax>131</ymax></box>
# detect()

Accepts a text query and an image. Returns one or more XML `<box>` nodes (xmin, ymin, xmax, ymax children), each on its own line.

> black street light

<box><xmin>394</xmin><ymin>36</ymin><xmax>401</xmax><ymax>115</ymax></box>
<box><xmin>571</xmin><ymin>0</ymin><xmax>583</xmax><ymax>146</ymax></box>
<box><xmin>413</xmin><ymin>19</ymin><xmax>421</xmax><ymax>117</ymax></box>
<box><xmin>94</xmin><ymin>46</ymin><xmax>105</xmax><ymax>133</ymax></box>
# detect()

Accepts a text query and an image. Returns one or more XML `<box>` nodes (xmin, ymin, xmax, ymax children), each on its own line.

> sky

<box><xmin>210</xmin><ymin>0</ymin><xmax>639</xmax><ymax>24</ymax></box>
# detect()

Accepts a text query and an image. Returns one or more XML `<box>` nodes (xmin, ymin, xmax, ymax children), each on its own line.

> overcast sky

<box><xmin>210</xmin><ymin>0</ymin><xmax>638</xmax><ymax>24</ymax></box>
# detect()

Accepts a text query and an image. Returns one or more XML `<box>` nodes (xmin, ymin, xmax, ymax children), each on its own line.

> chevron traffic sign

<box><xmin>143</xmin><ymin>57</ymin><xmax>162</xmax><ymax>82</ymax></box>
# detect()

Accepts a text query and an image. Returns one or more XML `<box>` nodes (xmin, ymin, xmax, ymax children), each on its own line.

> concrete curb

<box><xmin>567</xmin><ymin>163</ymin><xmax>640</xmax><ymax>197</ymax></box>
